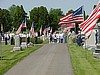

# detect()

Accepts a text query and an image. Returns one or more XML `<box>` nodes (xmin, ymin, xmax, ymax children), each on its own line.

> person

<box><xmin>95</xmin><ymin>30</ymin><xmax>98</xmax><ymax>45</ymax></box>
<box><xmin>49</xmin><ymin>33</ymin><xmax>52</xmax><ymax>44</ymax></box>
<box><xmin>67</xmin><ymin>31</ymin><xmax>72</xmax><ymax>44</ymax></box>
<box><xmin>34</xmin><ymin>32</ymin><xmax>38</xmax><ymax>44</ymax></box>
<box><xmin>53</xmin><ymin>32</ymin><xmax>57</xmax><ymax>43</ymax></box>
<box><xmin>77</xmin><ymin>31</ymin><xmax>82</xmax><ymax>46</ymax></box>
<box><xmin>5</xmin><ymin>34</ymin><xmax>7</xmax><ymax>45</ymax></box>
<box><xmin>59</xmin><ymin>31</ymin><xmax>64</xmax><ymax>43</ymax></box>
<box><xmin>56</xmin><ymin>33</ymin><xmax>60</xmax><ymax>43</ymax></box>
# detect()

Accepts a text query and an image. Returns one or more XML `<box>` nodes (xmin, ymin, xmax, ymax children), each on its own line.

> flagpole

<box><xmin>26</xmin><ymin>18</ymin><xmax>28</xmax><ymax>47</ymax></box>
<box><xmin>81</xmin><ymin>5</ymin><xmax>88</xmax><ymax>59</ymax></box>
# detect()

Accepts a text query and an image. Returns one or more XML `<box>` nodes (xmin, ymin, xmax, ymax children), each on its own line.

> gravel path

<box><xmin>4</xmin><ymin>43</ymin><xmax>74</xmax><ymax>75</ymax></box>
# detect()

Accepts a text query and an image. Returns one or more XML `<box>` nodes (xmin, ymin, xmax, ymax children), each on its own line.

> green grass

<box><xmin>0</xmin><ymin>44</ymin><xmax>42</xmax><ymax>75</ymax></box>
<box><xmin>68</xmin><ymin>44</ymin><xmax>100</xmax><ymax>75</ymax></box>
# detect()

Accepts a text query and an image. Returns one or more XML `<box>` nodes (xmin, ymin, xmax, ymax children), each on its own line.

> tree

<box><xmin>49</xmin><ymin>8</ymin><xmax>63</xmax><ymax>32</ymax></box>
<box><xmin>0</xmin><ymin>8</ymin><xmax>11</xmax><ymax>32</ymax></box>
<box><xmin>66</xmin><ymin>9</ymin><xmax>73</xmax><ymax>15</ymax></box>
<box><xmin>30</xmin><ymin>7</ymin><xmax>39</xmax><ymax>31</ymax></box>
<box><xmin>30</xmin><ymin>6</ymin><xmax>48</xmax><ymax>32</ymax></box>
<box><xmin>9</xmin><ymin>5</ymin><xmax>26</xmax><ymax>31</ymax></box>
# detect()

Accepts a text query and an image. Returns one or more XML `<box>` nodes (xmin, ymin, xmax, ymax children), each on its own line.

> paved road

<box><xmin>4</xmin><ymin>43</ymin><xmax>74</xmax><ymax>75</ymax></box>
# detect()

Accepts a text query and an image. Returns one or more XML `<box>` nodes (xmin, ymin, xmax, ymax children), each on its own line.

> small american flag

<box><xmin>30</xmin><ymin>22</ymin><xmax>35</xmax><ymax>36</ymax></box>
<box><xmin>16</xmin><ymin>19</ymin><xmax>26</xmax><ymax>34</ymax></box>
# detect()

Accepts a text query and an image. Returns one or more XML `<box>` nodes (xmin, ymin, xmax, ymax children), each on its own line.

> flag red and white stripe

<box><xmin>16</xmin><ymin>19</ymin><xmax>26</xmax><ymax>34</ymax></box>
<box><xmin>61</xmin><ymin>23</ymin><xmax>75</xmax><ymax>29</ymax></box>
<box><xmin>79</xmin><ymin>2</ymin><xmax>100</xmax><ymax>38</ymax></box>
<box><xmin>30</xmin><ymin>22</ymin><xmax>35</xmax><ymax>36</ymax></box>
<box><xmin>59</xmin><ymin>13</ymin><xmax>73</xmax><ymax>24</ymax></box>
<box><xmin>40</xmin><ymin>25</ymin><xmax>42</xmax><ymax>36</ymax></box>
<box><xmin>50</xmin><ymin>27</ymin><xmax>52</xmax><ymax>33</ymax></box>
<box><xmin>59</xmin><ymin>6</ymin><xmax>84</xmax><ymax>25</ymax></box>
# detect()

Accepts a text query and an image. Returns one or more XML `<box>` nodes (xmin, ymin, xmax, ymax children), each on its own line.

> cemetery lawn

<box><xmin>69</xmin><ymin>44</ymin><xmax>100</xmax><ymax>75</ymax></box>
<box><xmin>0</xmin><ymin>45</ymin><xmax>42</xmax><ymax>75</ymax></box>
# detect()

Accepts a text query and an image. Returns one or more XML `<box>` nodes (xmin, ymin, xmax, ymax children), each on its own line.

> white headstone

<box><xmin>85</xmin><ymin>30</ymin><xmax>96</xmax><ymax>49</ymax></box>
<box><xmin>21</xmin><ymin>34</ymin><xmax>27</xmax><ymax>48</ymax></box>
<box><xmin>11</xmin><ymin>35</ymin><xmax>21</xmax><ymax>52</ymax></box>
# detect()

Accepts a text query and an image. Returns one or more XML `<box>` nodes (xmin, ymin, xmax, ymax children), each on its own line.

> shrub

<box><xmin>37</xmin><ymin>38</ymin><xmax>43</xmax><ymax>44</ymax></box>
<box><xmin>30</xmin><ymin>37</ymin><xmax>43</xmax><ymax>44</ymax></box>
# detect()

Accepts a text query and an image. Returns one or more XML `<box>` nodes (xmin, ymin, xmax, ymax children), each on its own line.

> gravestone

<box><xmin>11</xmin><ymin>35</ymin><xmax>21</xmax><ymax>52</ymax></box>
<box><xmin>92</xmin><ymin>44</ymin><xmax>100</xmax><ymax>58</ymax></box>
<box><xmin>85</xmin><ymin>30</ymin><xmax>96</xmax><ymax>49</ymax></box>
<box><xmin>20</xmin><ymin>34</ymin><xmax>27</xmax><ymax>48</ymax></box>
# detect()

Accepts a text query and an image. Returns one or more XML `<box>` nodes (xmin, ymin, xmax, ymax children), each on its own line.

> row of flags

<box><xmin>59</xmin><ymin>0</ymin><xmax>100</xmax><ymax>38</ymax></box>
<box><xmin>10</xmin><ymin>0</ymin><xmax>100</xmax><ymax>39</ymax></box>
<box><xmin>16</xmin><ymin>19</ymin><xmax>52</xmax><ymax>36</ymax></box>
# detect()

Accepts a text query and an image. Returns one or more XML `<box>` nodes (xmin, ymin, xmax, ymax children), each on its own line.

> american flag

<box><xmin>79</xmin><ymin>2</ymin><xmax>100</xmax><ymax>38</ymax></box>
<box><xmin>50</xmin><ymin>27</ymin><xmax>52</xmax><ymax>33</ymax></box>
<box><xmin>61</xmin><ymin>23</ymin><xmax>75</xmax><ymax>29</ymax></box>
<box><xmin>30</xmin><ymin>22</ymin><xmax>35</xmax><ymax>36</ymax></box>
<box><xmin>16</xmin><ymin>19</ymin><xmax>26</xmax><ymax>34</ymax></box>
<box><xmin>59</xmin><ymin>6</ymin><xmax>84</xmax><ymax>25</ymax></box>
<box><xmin>59</xmin><ymin>13</ymin><xmax>72</xmax><ymax>24</ymax></box>
<box><xmin>40</xmin><ymin>25</ymin><xmax>42</xmax><ymax>36</ymax></box>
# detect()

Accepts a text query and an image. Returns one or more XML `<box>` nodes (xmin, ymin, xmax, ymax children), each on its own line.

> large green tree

<box><xmin>0</xmin><ymin>8</ymin><xmax>11</xmax><ymax>32</ymax></box>
<box><xmin>30</xmin><ymin>6</ymin><xmax>48</xmax><ymax>31</ymax></box>
<box><xmin>49</xmin><ymin>8</ymin><xmax>63</xmax><ymax>32</ymax></box>
<box><xmin>9</xmin><ymin>5</ymin><xmax>26</xmax><ymax>31</ymax></box>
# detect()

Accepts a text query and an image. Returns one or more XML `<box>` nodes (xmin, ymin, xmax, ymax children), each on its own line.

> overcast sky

<box><xmin>0</xmin><ymin>0</ymin><xmax>99</xmax><ymax>16</ymax></box>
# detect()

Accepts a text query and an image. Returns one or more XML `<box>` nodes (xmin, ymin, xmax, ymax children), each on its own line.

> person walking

<box><xmin>49</xmin><ymin>33</ymin><xmax>52</xmax><ymax>44</ymax></box>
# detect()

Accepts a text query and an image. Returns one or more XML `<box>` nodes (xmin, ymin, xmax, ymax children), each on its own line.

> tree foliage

<box><xmin>0</xmin><ymin>4</ymin><xmax>89</xmax><ymax>33</ymax></box>
<box><xmin>30</xmin><ymin>6</ymin><xmax>48</xmax><ymax>31</ymax></box>
<box><xmin>48</xmin><ymin>8</ymin><xmax>63</xmax><ymax>32</ymax></box>
<box><xmin>0</xmin><ymin>8</ymin><xmax>11</xmax><ymax>32</ymax></box>
<box><xmin>9</xmin><ymin>5</ymin><xmax>26</xmax><ymax>31</ymax></box>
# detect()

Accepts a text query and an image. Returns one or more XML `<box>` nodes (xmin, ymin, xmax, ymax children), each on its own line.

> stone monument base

<box><xmin>21</xmin><ymin>42</ymin><xmax>28</xmax><ymax>48</ymax></box>
<box><xmin>11</xmin><ymin>47</ymin><xmax>21</xmax><ymax>52</ymax></box>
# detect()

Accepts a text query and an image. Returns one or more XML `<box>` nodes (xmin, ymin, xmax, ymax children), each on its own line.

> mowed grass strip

<box><xmin>0</xmin><ymin>45</ymin><xmax>42</xmax><ymax>75</ymax></box>
<box><xmin>68</xmin><ymin>44</ymin><xmax>100</xmax><ymax>75</ymax></box>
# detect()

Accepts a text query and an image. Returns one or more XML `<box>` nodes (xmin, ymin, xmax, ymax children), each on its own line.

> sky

<box><xmin>0</xmin><ymin>0</ymin><xmax>99</xmax><ymax>16</ymax></box>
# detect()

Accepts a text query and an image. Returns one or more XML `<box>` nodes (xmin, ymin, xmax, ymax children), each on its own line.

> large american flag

<box><xmin>16</xmin><ymin>18</ymin><xmax>26</xmax><ymax>34</ymax></box>
<box><xmin>30</xmin><ymin>22</ymin><xmax>35</xmax><ymax>36</ymax></box>
<box><xmin>59</xmin><ymin>6</ymin><xmax>84</xmax><ymax>25</ymax></box>
<box><xmin>79</xmin><ymin>2</ymin><xmax>100</xmax><ymax>38</ymax></box>
<box><xmin>61</xmin><ymin>23</ymin><xmax>75</xmax><ymax>29</ymax></box>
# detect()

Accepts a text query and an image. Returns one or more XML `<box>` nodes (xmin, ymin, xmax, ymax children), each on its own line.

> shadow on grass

<box><xmin>0</xmin><ymin>56</ymin><xmax>13</xmax><ymax>60</ymax></box>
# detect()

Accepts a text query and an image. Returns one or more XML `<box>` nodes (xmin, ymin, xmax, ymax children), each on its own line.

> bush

<box><xmin>37</xmin><ymin>38</ymin><xmax>43</xmax><ymax>44</ymax></box>
<box><xmin>72</xmin><ymin>38</ymin><xmax>76</xmax><ymax>43</ymax></box>
<box><xmin>30</xmin><ymin>37</ymin><xmax>43</xmax><ymax>44</ymax></box>
<box><xmin>30</xmin><ymin>37</ymin><xmax>34</xmax><ymax>43</ymax></box>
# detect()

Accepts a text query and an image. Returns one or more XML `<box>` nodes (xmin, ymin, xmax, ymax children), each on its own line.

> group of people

<box><xmin>48</xmin><ymin>31</ymin><xmax>67</xmax><ymax>44</ymax></box>
<box><xmin>67</xmin><ymin>30</ymin><xmax>85</xmax><ymax>46</ymax></box>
